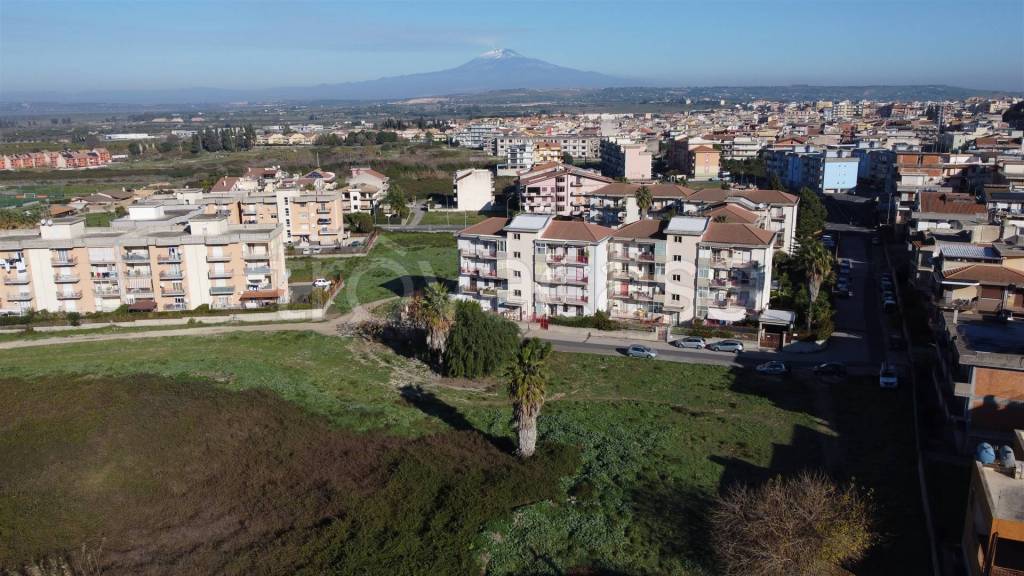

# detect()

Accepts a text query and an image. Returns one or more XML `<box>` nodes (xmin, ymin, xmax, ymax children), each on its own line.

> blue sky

<box><xmin>2</xmin><ymin>0</ymin><xmax>1022</xmax><ymax>92</ymax></box>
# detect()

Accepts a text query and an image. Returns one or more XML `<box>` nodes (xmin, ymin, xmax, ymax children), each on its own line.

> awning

<box><xmin>240</xmin><ymin>289</ymin><xmax>282</xmax><ymax>300</ymax></box>
<box><xmin>759</xmin><ymin>308</ymin><xmax>796</xmax><ymax>326</ymax></box>
<box><xmin>707</xmin><ymin>307</ymin><xmax>747</xmax><ymax>322</ymax></box>
<box><xmin>128</xmin><ymin>299</ymin><xmax>157</xmax><ymax>312</ymax></box>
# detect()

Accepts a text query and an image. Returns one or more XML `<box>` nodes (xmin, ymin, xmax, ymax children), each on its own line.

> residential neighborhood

<box><xmin>0</xmin><ymin>1</ymin><xmax>1022</xmax><ymax>575</ymax></box>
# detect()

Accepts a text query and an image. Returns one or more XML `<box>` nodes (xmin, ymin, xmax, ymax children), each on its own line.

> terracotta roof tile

<box><xmin>706</xmin><ymin>204</ymin><xmax>760</xmax><ymax>224</ymax></box>
<box><xmin>688</xmin><ymin>188</ymin><xmax>799</xmax><ymax>206</ymax></box>
<box><xmin>701</xmin><ymin>222</ymin><xmax>776</xmax><ymax>246</ymax></box>
<box><xmin>592</xmin><ymin>182</ymin><xmax>697</xmax><ymax>198</ymax></box>
<box><xmin>459</xmin><ymin>217</ymin><xmax>509</xmax><ymax>236</ymax></box>
<box><xmin>541</xmin><ymin>221</ymin><xmax>614</xmax><ymax>242</ymax></box>
<box><xmin>942</xmin><ymin>264</ymin><xmax>1024</xmax><ymax>286</ymax></box>
<box><xmin>612</xmin><ymin>219</ymin><xmax>665</xmax><ymax>240</ymax></box>
<box><xmin>918</xmin><ymin>192</ymin><xmax>987</xmax><ymax>215</ymax></box>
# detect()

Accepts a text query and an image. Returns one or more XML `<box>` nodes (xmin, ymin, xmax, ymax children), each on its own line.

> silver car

<box><xmin>709</xmin><ymin>340</ymin><xmax>744</xmax><ymax>353</ymax></box>
<box><xmin>672</xmin><ymin>336</ymin><xmax>706</xmax><ymax>349</ymax></box>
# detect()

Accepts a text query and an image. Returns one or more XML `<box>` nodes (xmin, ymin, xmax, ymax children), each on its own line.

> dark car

<box><xmin>813</xmin><ymin>362</ymin><xmax>847</xmax><ymax>376</ymax></box>
<box><xmin>709</xmin><ymin>339</ymin><xmax>744</xmax><ymax>353</ymax></box>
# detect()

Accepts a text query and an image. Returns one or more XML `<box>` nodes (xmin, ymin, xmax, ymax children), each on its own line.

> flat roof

<box><xmin>665</xmin><ymin>216</ymin><xmax>709</xmax><ymax>235</ymax></box>
<box><xmin>505</xmin><ymin>213</ymin><xmax>552</xmax><ymax>232</ymax></box>
<box><xmin>977</xmin><ymin>460</ymin><xmax>1024</xmax><ymax>523</ymax></box>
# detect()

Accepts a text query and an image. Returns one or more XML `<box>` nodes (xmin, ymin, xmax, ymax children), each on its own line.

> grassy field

<box><xmin>418</xmin><ymin>210</ymin><xmax>496</xmax><ymax>226</ymax></box>
<box><xmin>0</xmin><ymin>331</ymin><xmax>835</xmax><ymax>575</ymax></box>
<box><xmin>284</xmin><ymin>231</ymin><xmax>457</xmax><ymax>310</ymax></box>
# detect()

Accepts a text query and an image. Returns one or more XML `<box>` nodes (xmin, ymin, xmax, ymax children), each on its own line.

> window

<box><xmin>674</xmin><ymin>236</ymin><xmax>682</xmax><ymax>243</ymax></box>
<box><xmin>673</xmin><ymin>255</ymin><xmax>682</xmax><ymax>262</ymax></box>
<box><xmin>514</xmin><ymin>289</ymin><xmax>522</xmax><ymax>297</ymax></box>
<box><xmin>672</xmin><ymin>274</ymin><xmax>681</xmax><ymax>282</ymax></box>
<box><xmin>514</xmin><ymin>271</ymin><xmax>522</xmax><ymax>278</ymax></box>
<box><xmin>671</xmin><ymin>294</ymin><xmax>681</xmax><ymax>301</ymax></box>
<box><xmin>513</xmin><ymin>233</ymin><xmax>521</xmax><ymax>240</ymax></box>
<box><xmin>513</xmin><ymin>251</ymin><xmax>521</xmax><ymax>258</ymax></box>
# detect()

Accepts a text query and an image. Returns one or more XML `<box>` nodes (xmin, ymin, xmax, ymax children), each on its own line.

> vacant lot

<box><xmin>0</xmin><ymin>331</ymin><xmax>928</xmax><ymax>574</ymax></box>
<box><xmin>419</xmin><ymin>210</ymin><xmax>496</xmax><ymax>226</ymax></box>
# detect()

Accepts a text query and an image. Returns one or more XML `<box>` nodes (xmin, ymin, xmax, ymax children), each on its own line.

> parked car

<box><xmin>626</xmin><ymin>344</ymin><xmax>657</xmax><ymax>359</ymax></box>
<box><xmin>813</xmin><ymin>362</ymin><xmax>847</xmax><ymax>376</ymax></box>
<box><xmin>312</xmin><ymin>278</ymin><xmax>332</xmax><ymax>289</ymax></box>
<box><xmin>672</xmin><ymin>336</ymin><xmax>706</xmax><ymax>349</ymax></box>
<box><xmin>839</xmin><ymin>259</ymin><xmax>852</xmax><ymax>271</ymax></box>
<box><xmin>301</xmin><ymin>247</ymin><xmax>312</xmax><ymax>255</ymax></box>
<box><xmin>311</xmin><ymin>246</ymin><xmax>323</xmax><ymax>255</ymax></box>
<box><xmin>709</xmin><ymin>340</ymin><xmax>744</xmax><ymax>353</ymax></box>
<box><xmin>756</xmin><ymin>361</ymin><xmax>789</xmax><ymax>375</ymax></box>
<box><xmin>879</xmin><ymin>363</ymin><xmax>899</xmax><ymax>388</ymax></box>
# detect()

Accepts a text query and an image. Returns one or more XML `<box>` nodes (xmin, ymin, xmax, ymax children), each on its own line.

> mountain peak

<box><xmin>477</xmin><ymin>48</ymin><xmax>522</xmax><ymax>60</ymax></box>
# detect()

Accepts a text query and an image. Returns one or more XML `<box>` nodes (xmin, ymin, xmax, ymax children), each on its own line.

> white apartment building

<box><xmin>455</xmin><ymin>214</ymin><xmax>777</xmax><ymax>325</ymax></box>
<box><xmin>497</xmin><ymin>142</ymin><xmax>535</xmax><ymax>176</ymax></box>
<box><xmin>680</xmin><ymin>188</ymin><xmax>800</xmax><ymax>254</ymax></box>
<box><xmin>0</xmin><ymin>211</ymin><xmax>288</xmax><ymax>315</ymax></box>
<box><xmin>518</xmin><ymin>164</ymin><xmax>613</xmax><ymax>217</ymax></box>
<box><xmin>494</xmin><ymin>134</ymin><xmax>601</xmax><ymax>162</ymax></box>
<box><xmin>453</xmin><ymin>168</ymin><xmax>495</xmax><ymax>211</ymax></box>
<box><xmin>344</xmin><ymin>167</ymin><xmax>390</xmax><ymax>213</ymax></box>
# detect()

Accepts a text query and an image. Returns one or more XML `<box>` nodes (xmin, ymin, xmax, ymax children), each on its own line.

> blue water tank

<box><xmin>999</xmin><ymin>445</ymin><xmax>1017</xmax><ymax>468</ymax></box>
<box><xmin>976</xmin><ymin>442</ymin><xmax>996</xmax><ymax>464</ymax></box>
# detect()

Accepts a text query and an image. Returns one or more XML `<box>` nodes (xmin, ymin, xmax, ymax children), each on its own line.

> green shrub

<box><xmin>547</xmin><ymin>311</ymin><xmax>623</xmax><ymax>331</ymax></box>
<box><xmin>65</xmin><ymin>312</ymin><xmax>81</xmax><ymax>327</ymax></box>
<box><xmin>443</xmin><ymin>300</ymin><xmax>520</xmax><ymax>378</ymax></box>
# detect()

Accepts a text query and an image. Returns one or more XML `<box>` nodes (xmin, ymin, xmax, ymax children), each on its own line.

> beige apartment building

<box><xmin>455</xmin><ymin>214</ymin><xmax>776</xmax><ymax>325</ymax></box>
<box><xmin>0</xmin><ymin>210</ymin><xmax>288</xmax><ymax>315</ymax></box>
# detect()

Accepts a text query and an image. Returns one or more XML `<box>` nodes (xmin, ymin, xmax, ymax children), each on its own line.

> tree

<box><xmin>443</xmin><ymin>300</ymin><xmax>520</xmax><ymax>378</ymax></box>
<box><xmin>768</xmin><ymin>172</ymin><xmax>785</xmax><ymax>192</ymax></box>
<box><xmin>711</xmin><ymin>472</ymin><xmax>873</xmax><ymax>576</ymax></box>
<box><xmin>345</xmin><ymin>212</ymin><xmax>375</xmax><ymax>233</ymax></box>
<box><xmin>561</xmin><ymin>152</ymin><xmax>574</xmax><ymax>165</ymax></box>
<box><xmin>505</xmin><ymin>337</ymin><xmax>552</xmax><ymax>458</ymax></box>
<box><xmin>384</xmin><ymin>183</ymin><xmax>409</xmax><ymax>219</ymax></box>
<box><xmin>410</xmin><ymin>282</ymin><xmax>454</xmax><ymax>362</ymax></box>
<box><xmin>308</xmin><ymin>287</ymin><xmax>329</xmax><ymax>308</ymax></box>
<box><xmin>795</xmin><ymin>186</ymin><xmax>827</xmax><ymax>241</ymax></box>
<box><xmin>634</xmin><ymin>185</ymin><xmax>653</xmax><ymax>219</ymax></box>
<box><xmin>190</xmin><ymin>133</ymin><xmax>202</xmax><ymax>155</ymax></box>
<box><xmin>796</xmin><ymin>239</ymin><xmax>833</xmax><ymax>332</ymax></box>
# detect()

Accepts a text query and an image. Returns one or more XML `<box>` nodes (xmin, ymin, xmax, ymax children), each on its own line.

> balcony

<box><xmin>319</xmin><ymin>228</ymin><xmax>341</xmax><ymax>235</ymax></box>
<box><xmin>206</xmin><ymin>254</ymin><xmax>232</xmax><ymax>263</ymax></box>
<box><xmin>53</xmin><ymin>273</ymin><xmax>80</xmax><ymax>283</ymax></box>
<box><xmin>50</xmin><ymin>257</ymin><xmax>77</xmax><ymax>267</ymax></box>
<box><xmin>209</xmin><ymin>269</ymin><xmax>234</xmax><ymax>279</ymax></box>
<box><xmin>124</xmin><ymin>287</ymin><xmax>154</xmax><ymax>297</ymax></box>
<box><xmin>6</xmin><ymin>292</ymin><xmax>32</xmax><ymax>301</ymax></box>
<box><xmin>244</xmin><ymin>266</ymin><xmax>272</xmax><ymax>275</ymax></box>
<box><xmin>91</xmin><ymin>275</ymin><xmax>118</xmax><ymax>284</ymax></box>
<box><xmin>210</xmin><ymin>286</ymin><xmax>235</xmax><ymax>295</ymax></box>
<box><xmin>460</xmin><ymin>247</ymin><xmax>498</xmax><ymax>260</ymax></box>
<box><xmin>123</xmin><ymin>271</ymin><xmax>152</xmax><ymax>279</ymax></box>
<box><xmin>162</xmin><ymin>287</ymin><xmax>186</xmax><ymax>297</ymax></box>
<box><xmin>538</xmin><ymin>274</ymin><xmax>589</xmax><ymax>285</ymax></box>
<box><xmin>545</xmin><ymin>253</ymin><xmax>589</xmax><ymax>266</ymax></box>
<box><xmin>316</xmin><ymin>207</ymin><xmax>331</xmax><ymax>214</ymax></box>
<box><xmin>90</xmin><ymin>255</ymin><xmax>116</xmax><ymax>264</ymax></box>
<box><xmin>159</xmin><ymin>270</ymin><xmax>184</xmax><ymax>280</ymax></box>
<box><xmin>157</xmin><ymin>253</ymin><xmax>182</xmax><ymax>264</ymax></box>
<box><xmin>241</xmin><ymin>207</ymin><xmax>258</xmax><ymax>215</ymax></box>
<box><xmin>56</xmin><ymin>290</ymin><xmax>83</xmax><ymax>300</ymax></box>
<box><xmin>461</xmin><ymin>268</ymin><xmax>498</xmax><ymax>279</ymax></box>
<box><xmin>242</xmin><ymin>252</ymin><xmax>270</xmax><ymax>261</ymax></box>
<box><xmin>94</xmin><ymin>287</ymin><xmax>120</xmax><ymax>298</ymax></box>
<box><xmin>164</xmin><ymin>302</ymin><xmax>188</xmax><ymax>311</ymax></box>
<box><xmin>537</xmin><ymin>293</ymin><xmax>590</xmax><ymax>305</ymax></box>
<box><xmin>612</xmin><ymin>291</ymin><xmax>661</xmax><ymax>302</ymax></box>
<box><xmin>3</xmin><ymin>276</ymin><xmax>30</xmax><ymax>285</ymax></box>
<box><xmin>122</xmin><ymin>252</ymin><xmax>150</xmax><ymax>263</ymax></box>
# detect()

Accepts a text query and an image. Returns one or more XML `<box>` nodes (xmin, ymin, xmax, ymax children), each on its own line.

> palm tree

<box><xmin>634</xmin><ymin>185</ymin><xmax>653</xmax><ymax>219</ymax></box>
<box><xmin>414</xmin><ymin>282</ymin><xmax>455</xmax><ymax>360</ymax></box>
<box><xmin>797</xmin><ymin>239</ymin><xmax>833</xmax><ymax>332</ymax></box>
<box><xmin>506</xmin><ymin>338</ymin><xmax>552</xmax><ymax>458</ymax></box>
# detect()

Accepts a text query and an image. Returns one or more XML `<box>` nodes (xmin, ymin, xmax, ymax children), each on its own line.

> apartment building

<box><xmin>689</xmin><ymin>145</ymin><xmax>721</xmax><ymax>181</ymax></box>
<box><xmin>962</xmin><ymin>430</ymin><xmax>1024</xmax><ymax>576</ymax></box>
<box><xmin>764</xmin><ymin>145</ymin><xmax>860</xmax><ymax>194</ymax></box>
<box><xmin>494</xmin><ymin>134</ymin><xmax>600</xmax><ymax>162</ymax></box>
<box><xmin>681</xmin><ymin>188</ymin><xmax>800</xmax><ymax>254</ymax></box>
<box><xmin>455</xmin><ymin>214</ymin><xmax>612</xmax><ymax>320</ymax></box>
<box><xmin>600</xmin><ymin>140</ymin><xmax>653</xmax><ymax>181</ymax></box>
<box><xmin>585</xmin><ymin>182</ymin><xmax>697</xmax><ymax>226</ymax></box>
<box><xmin>0</xmin><ymin>211</ymin><xmax>288</xmax><ymax>315</ymax></box>
<box><xmin>455</xmin><ymin>214</ymin><xmax>776</xmax><ymax>326</ymax></box>
<box><xmin>517</xmin><ymin>164</ymin><xmax>613</xmax><ymax>217</ymax></box>
<box><xmin>497</xmin><ymin>141</ymin><xmax>535</xmax><ymax>176</ymax></box>
<box><xmin>345</xmin><ymin>167</ymin><xmax>390</xmax><ymax>213</ymax></box>
<box><xmin>453</xmin><ymin>168</ymin><xmax>494</xmax><ymax>211</ymax></box>
<box><xmin>0</xmin><ymin>148</ymin><xmax>111</xmax><ymax>171</ymax></box>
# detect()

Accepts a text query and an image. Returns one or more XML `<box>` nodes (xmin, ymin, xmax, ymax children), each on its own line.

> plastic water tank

<box><xmin>976</xmin><ymin>442</ymin><xmax>996</xmax><ymax>464</ymax></box>
<box><xmin>999</xmin><ymin>445</ymin><xmax>1017</xmax><ymax>468</ymax></box>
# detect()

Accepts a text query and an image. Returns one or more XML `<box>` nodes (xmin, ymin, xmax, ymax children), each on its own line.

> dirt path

<box><xmin>0</xmin><ymin>298</ymin><xmax>397</xmax><ymax>351</ymax></box>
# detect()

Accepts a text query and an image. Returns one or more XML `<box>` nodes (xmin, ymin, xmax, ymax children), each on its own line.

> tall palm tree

<box><xmin>797</xmin><ymin>239</ymin><xmax>833</xmax><ymax>332</ymax></box>
<box><xmin>634</xmin><ymin>185</ymin><xmax>653</xmax><ymax>219</ymax></box>
<box><xmin>506</xmin><ymin>338</ymin><xmax>552</xmax><ymax>458</ymax></box>
<box><xmin>415</xmin><ymin>282</ymin><xmax>455</xmax><ymax>359</ymax></box>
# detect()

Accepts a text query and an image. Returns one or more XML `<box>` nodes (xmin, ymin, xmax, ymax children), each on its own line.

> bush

<box><xmin>711</xmin><ymin>471</ymin><xmax>874</xmax><ymax>576</ymax></box>
<box><xmin>547</xmin><ymin>311</ymin><xmax>623</xmax><ymax>331</ymax></box>
<box><xmin>684</xmin><ymin>319</ymin><xmax>734</xmax><ymax>339</ymax></box>
<box><xmin>65</xmin><ymin>312</ymin><xmax>81</xmax><ymax>327</ymax></box>
<box><xmin>443</xmin><ymin>300</ymin><xmax>520</xmax><ymax>378</ymax></box>
<box><xmin>345</xmin><ymin>212</ymin><xmax>375</xmax><ymax>234</ymax></box>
